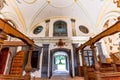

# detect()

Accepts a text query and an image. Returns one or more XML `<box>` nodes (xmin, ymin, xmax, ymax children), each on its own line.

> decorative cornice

<box><xmin>30</xmin><ymin>37</ymin><xmax>89</xmax><ymax>44</ymax></box>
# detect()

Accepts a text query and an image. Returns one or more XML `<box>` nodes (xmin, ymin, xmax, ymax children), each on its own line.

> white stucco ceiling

<box><xmin>0</xmin><ymin>0</ymin><xmax>119</xmax><ymax>34</ymax></box>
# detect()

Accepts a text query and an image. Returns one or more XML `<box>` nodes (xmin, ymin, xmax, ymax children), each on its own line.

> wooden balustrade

<box><xmin>76</xmin><ymin>21</ymin><xmax>120</xmax><ymax>80</ymax></box>
<box><xmin>0</xmin><ymin>18</ymin><xmax>34</xmax><ymax>80</ymax></box>
<box><xmin>0</xmin><ymin>75</ymin><xmax>24</xmax><ymax>80</ymax></box>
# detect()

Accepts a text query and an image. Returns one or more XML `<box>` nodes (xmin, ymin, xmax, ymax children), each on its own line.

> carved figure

<box><xmin>113</xmin><ymin>0</ymin><xmax>120</xmax><ymax>8</ymax></box>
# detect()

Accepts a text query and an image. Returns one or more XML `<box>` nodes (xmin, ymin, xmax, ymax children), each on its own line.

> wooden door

<box><xmin>0</xmin><ymin>47</ymin><xmax>9</xmax><ymax>74</ymax></box>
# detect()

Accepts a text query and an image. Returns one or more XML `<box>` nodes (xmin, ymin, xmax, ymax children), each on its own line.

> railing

<box><xmin>0</xmin><ymin>74</ymin><xmax>24</xmax><ymax>80</ymax></box>
<box><xmin>110</xmin><ymin>52</ymin><xmax>120</xmax><ymax>64</ymax></box>
<box><xmin>99</xmin><ymin>72</ymin><xmax>120</xmax><ymax>80</ymax></box>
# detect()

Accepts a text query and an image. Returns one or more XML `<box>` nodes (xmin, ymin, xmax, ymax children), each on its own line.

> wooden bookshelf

<box><xmin>9</xmin><ymin>51</ymin><xmax>25</xmax><ymax>76</ymax></box>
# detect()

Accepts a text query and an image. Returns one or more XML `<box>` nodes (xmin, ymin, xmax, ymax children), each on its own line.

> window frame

<box><xmin>84</xmin><ymin>50</ymin><xmax>93</xmax><ymax>67</ymax></box>
<box><xmin>53</xmin><ymin>20</ymin><xmax>68</xmax><ymax>36</ymax></box>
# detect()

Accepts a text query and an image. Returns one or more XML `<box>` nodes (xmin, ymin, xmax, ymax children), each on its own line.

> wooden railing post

<box><xmin>90</xmin><ymin>44</ymin><xmax>101</xmax><ymax>80</ymax></box>
<box><xmin>111</xmin><ymin>61</ymin><xmax>117</xmax><ymax>72</ymax></box>
<box><xmin>81</xmin><ymin>49</ymin><xmax>88</xmax><ymax>80</ymax></box>
<box><xmin>24</xmin><ymin>46</ymin><xmax>33</xmax><ymax>80</ymax></box>
<box><xmin>0</xmin><ymin>31</ymin><xmax>7</xmax><ymax>50</ymax></box>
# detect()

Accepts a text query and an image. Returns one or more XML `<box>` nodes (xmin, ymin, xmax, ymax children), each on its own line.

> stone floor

<box><xmin>34</xmin><ymin>70</ymin><xmax>84</xmax><ymax>80</ymax></box>
<box><xmin>50</xmin><ymin>75</ymin><xmax>84</xmax><ymax>80</ymax></box>
<box><xmin>50</xmin><ymin>70</ymin><xmax>84</xmax><ymax>80</ymax></box>
<box><xmin>35</xmin><ymin>76</ymin><xmax>84</xmax><ymax>80</ymax></box>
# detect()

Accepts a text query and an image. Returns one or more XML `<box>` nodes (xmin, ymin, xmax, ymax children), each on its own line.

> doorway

<box><xmin>53</xmin><ymin>51</ymin><xmax>69</xmax><ymax>76</ymax></box>
<box><xmin>49</xmin><ymin>48</ymin><xmax>72</xmax><ymax>78</ymax></box>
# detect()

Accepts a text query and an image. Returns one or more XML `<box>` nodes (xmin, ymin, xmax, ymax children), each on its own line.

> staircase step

<box><xmin>34</xmin><ymin>77</ymin><xmax>84</xmax><ymax>80</ymax></box>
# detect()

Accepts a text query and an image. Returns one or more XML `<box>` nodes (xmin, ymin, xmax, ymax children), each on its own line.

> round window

<box><xmin>33</xmin><ymin>26</ymin><xmax>43</xmax><ymax>34</ymax></box>
<box><xmin>79</xmin><ymin>25</ymin><xmax>89</xmax><ymax>34</ymax></box>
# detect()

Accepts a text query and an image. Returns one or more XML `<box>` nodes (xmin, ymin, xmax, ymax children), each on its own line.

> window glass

<box><xmin>84</xmin><ymin>50</ymin><xmax>93</xmax><ymax>66</ymax></box>
<box><xmin>33</xmin><ymin>26</ymin><xmax>43</xmax><ymax>34</ymax></box>
<box><xmin>53</xmin><ymin>21</ymin><xmax>67</xmax><ymax>36</ymax></box>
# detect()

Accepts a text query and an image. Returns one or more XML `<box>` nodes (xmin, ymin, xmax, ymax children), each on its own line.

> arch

<box><xmin>98</xmin><ymin>11</ymin><xmax>119</xmax><ymax>32</ymax></box>
<box><xmin>53</xmin><ymin>51</ymin><xmax>69</xmax><ymax>75</ymax></box>
<box><xmin>53</xmin><ymin>20</ymin><xmax>68</xmax><ymax>36</ymax></box>
<box><xmin>49</xmin><ymin>48</ymin><xmax>73</xmax><ymax>78</ymax></box>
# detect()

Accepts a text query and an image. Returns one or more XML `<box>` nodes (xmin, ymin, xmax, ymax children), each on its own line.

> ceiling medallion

<box><xmin>56</xmin><ymin>39</ymin><xmax>65</xmax><ymax>48</ymax></box>
<box><xmin>23</xmin><ymin>0</ymin><xmax>37</xmax><ymax>4</ymax></box>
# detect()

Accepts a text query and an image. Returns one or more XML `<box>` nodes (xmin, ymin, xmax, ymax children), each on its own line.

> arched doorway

<box><xmin>52</xmin><ymin>51</ymin><xmax>69</xmax><ymax>76</ymax></box>
<box><xmin>49</xmin><ymin>48</ymin><xmax>72</xmax><ymax>78</ymax></box>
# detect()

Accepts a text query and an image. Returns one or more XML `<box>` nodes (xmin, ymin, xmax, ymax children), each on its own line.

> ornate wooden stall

<box><xmin>0</xmin><ymin>18</ymin><xmax>34</xmax><ymax>80</ymax></box>
<box><xmin>76</xmin><ymin>20</ymin><xmax>120</xmax><ymax>80</ymax></box>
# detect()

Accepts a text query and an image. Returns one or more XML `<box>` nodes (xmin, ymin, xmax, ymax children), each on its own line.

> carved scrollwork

<box><xmin>0</xmin><ymin>0</ymin><xmax>6</xmax><ymax>10</ymax></box>
<box><xmin>113</xmin><ymin>0</ymin><xmax>120</xmax><ymax>8</ymax></box>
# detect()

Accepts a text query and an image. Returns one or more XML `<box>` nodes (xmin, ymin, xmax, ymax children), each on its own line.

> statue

<box><xmin>113</xmin><ymin>0</ymin><xmax>120</xmax><ymax>8</ymax></box>
<box><xmin>0</xmin><ymin>0</ymin><xmax>7</xmax><ymax>10</ymax></box>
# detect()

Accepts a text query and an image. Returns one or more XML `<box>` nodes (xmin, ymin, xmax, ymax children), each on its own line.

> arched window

<box><xmin>53</xmin><ymin>21</ymin><xmax>67</xmax><ymax>36</ymax></box>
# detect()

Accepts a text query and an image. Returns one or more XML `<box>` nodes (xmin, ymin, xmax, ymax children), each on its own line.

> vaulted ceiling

<box><xmin>0</xmin><ymin>0</ymin><xmax>119</xmax><ymax>35</ymax></box>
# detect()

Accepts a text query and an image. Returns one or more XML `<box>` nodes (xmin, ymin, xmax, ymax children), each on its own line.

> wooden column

<box><xmin>110</xmin><ymin>52</ymin><xmax>117</xmax><ymax>72</ymax></box>
<box><xmin>0</xmin><ymin>31</ymin><xmax>7</xmax><ymax>50</ymax></box>
<box><xmin>81</xmin><ymin>49</ymin><xmax>88</xmax><ymax>80</ymax></box>
<box><xmin>24</xmin><ymin>46</ymin><xmax>33</xmax><ymax>80</ymax></box>
<box><xmin>90</xmin><ymin>44</ymin><xmax>101</xmax><ymax>80</ymax></box>
<box><xmin>111</xmin><ymin>61</ymin><xmax>117</xmax><ymax>72</ymax></box>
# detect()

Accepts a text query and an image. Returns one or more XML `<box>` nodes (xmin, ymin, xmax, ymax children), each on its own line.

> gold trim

<box><xmin>95</xmin><ymin>1</ymin><xmax>112</xmax><ymax>27</ymax></box>
<box><xmin>30</xmin><ymin>16</ymin><xmax>77</xmax><ymax>33</ymax></box>
<box><xmin>23</xmin><ymin>0</ymin><xmax>37</xmax><ymax>4</ymax></box>
<box><xmin>49</xmin><ymin>1</ymin><xmax>74</xmax><ymax>8</ymax></box>
<box><xmin>9</xmin><ymin>0</ymin><xmax>25</xmax><ymax>29</ymax></box>
<box><xmin>28</xmin><ymin>2</ymin><xmax>48</xmax><ymax>29</ymax></box>
<box><xmin>30</xmin><ymin>23</ymin><xmax>40</xmax><ymax>32</ymax></box>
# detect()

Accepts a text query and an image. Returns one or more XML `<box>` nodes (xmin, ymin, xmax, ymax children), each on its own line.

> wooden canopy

<box><xmin>0</xmin><ymin>18</ymin><xmax>34</xmax><ymax>47</ymax></box>
<box><xmin>76</xmin><ymin>21</ymin><xmax>120</xmax><ymax>51</ymax></box>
